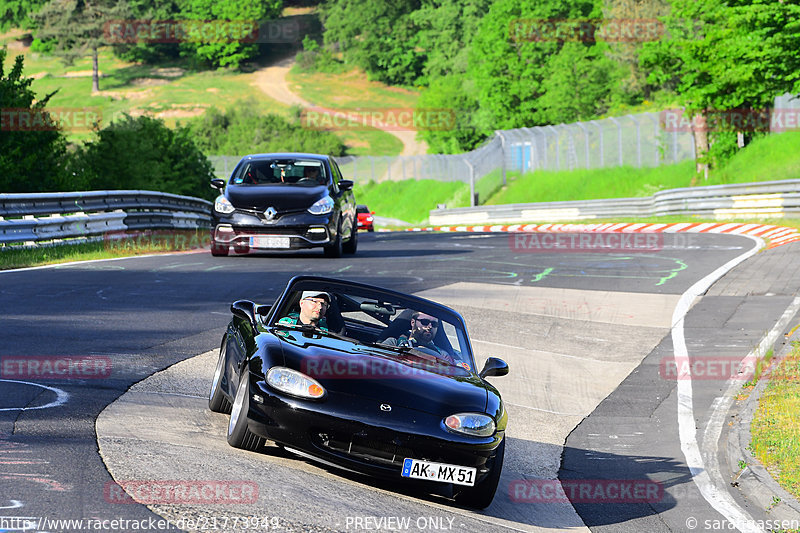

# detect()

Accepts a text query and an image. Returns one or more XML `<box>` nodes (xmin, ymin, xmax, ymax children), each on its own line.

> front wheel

<box><xmin>343</xmin><ymin>221</ymin><xmax>358</xmax><ymax>255</ymax></box>
<box><xmin>210</xmin><ymin>243</ymin><xmax>229</xmax><ymax>256</ymax></box>
<box><xmin>226</xmin><ymin>370</ymin><xmax>264</xmax><ymax>451</ymax></box>
<box><xmin>208</xmin><ymin>342</ymin><xmax>231</xmax><ymax>413</ymax></box>
<box><xmin>324</xmin><ymin>222</ymin><xmax>343</xmax><ymax>258</ymax></box>
<box><xmin>454</xmin><ymin>438</ymin><xmax>505</xmax><ymax>509</ymax></box>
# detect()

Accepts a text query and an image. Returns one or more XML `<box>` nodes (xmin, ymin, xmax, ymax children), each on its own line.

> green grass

<box><xmin>485</xmin><ymin>161</ymin><xmax>697</xmax><ymax>205</ymax></box>
<box><xmin>353</xmin><ymin>180</ymin><xmax>469</xmax><ymax>225</ymax></box>
<box><xmin>4</xmin><ymin>38</ymin><xmax>401</xmax><ymax>154</ymax></box>
<box><xmin>485</xmin><ymin>131</ymin><xmax>800</xmax><ymax>206</ymax></box>
<box><xmin>0</xmin><ymin>230</ymin><xmax>210</xmax><ymax>271</ymax></box>
<box><xmin>750</xmin><ymin>343</ymin><xmax>800</xmax><ymax>503</ymax></box>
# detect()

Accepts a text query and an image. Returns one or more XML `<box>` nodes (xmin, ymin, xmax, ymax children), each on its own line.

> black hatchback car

<box><xmin>210</xmin><ymin>153</ymin><xmax>357</xmax><ymax>257</ymax></box>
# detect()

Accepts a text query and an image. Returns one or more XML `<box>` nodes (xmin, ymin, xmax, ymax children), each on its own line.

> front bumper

<box><xmin>212</xmin><ymin>210</ymin><xmax>335</xmax><ymax>250</ymax></box>
<box><xmin>243</xmin><ymin>375</ymin><xmax>504</xmax><ymax>485</ymax></box>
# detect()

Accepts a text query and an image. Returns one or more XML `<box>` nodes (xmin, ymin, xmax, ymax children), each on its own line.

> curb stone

<box><xmin>726</xmin><ymin>327</ymin><xmax>800</xmax><ymax>522</ymax></box>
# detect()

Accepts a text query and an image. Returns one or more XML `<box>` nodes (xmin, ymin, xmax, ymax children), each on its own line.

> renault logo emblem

<box><xmin>264</xmin><ymin>207</ymin><xmax>277</xmax><ymax>221</ymax></box>
<box><xmin>380</xmin><ymin>404</ymin><xmax>392</xmax><ymax>412</ymax></box>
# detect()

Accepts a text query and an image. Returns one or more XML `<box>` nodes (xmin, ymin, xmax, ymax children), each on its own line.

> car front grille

<box><xmin>314</xmin><ymin>432</ymin><xmax>413</xmax><ymax>467</ymax></box>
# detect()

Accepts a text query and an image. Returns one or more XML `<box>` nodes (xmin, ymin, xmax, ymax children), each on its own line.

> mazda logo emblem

<box><xmin>264</xmin><ymin>207</ymin><xmax>277</xmax><ymax>221</ymax></box>
<box><xmin>380</xmin><ymin>404</ymin><xmax>392</xmax><ymax>412</ymax></box>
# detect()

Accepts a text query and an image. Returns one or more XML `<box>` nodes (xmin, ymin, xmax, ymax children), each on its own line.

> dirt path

<box><xmin>251</xmin><ymin>55</ymin><xmax>428</xmax><ymax>156</ymax></box>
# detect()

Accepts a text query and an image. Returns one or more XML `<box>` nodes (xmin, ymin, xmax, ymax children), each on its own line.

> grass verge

<box><xmin>485</xmin><ymin>131</ymin><xmax>800</xmax><ymax>205</ymax></box>
<box><xmin>0</xmin><ymin>230</ymin><xmax>210</xmax><ymax>271</ymax></box>
<box><xmin>353</xmin><ymin>180</ymin><xmax>469</xmax><ymax>225</ymax></box>
<box><xmin>749</xmin><ymin>342</ymin><xmax>800</xmax><ymax>502</ymax></box>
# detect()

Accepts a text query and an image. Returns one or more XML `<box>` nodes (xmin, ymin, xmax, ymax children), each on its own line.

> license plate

<box><xmin>250</xmin><ymin>236</ymin><xmax>290</xmax><ymax>249</ymax></box>
<box><xmin>401</xmin><ymin>458</ymin><xmax>476</xmax><ymax>486</ymax></box>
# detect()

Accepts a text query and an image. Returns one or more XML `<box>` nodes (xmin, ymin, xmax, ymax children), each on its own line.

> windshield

<box><xmin>270</xmin><ymin>284</ymin><xmax>475</xmax><ymax>373</ymax></box>
<box><xmin>230</xmin><ymin>159</ymin><xmax>327</xmax><ymax>186</ymax></box>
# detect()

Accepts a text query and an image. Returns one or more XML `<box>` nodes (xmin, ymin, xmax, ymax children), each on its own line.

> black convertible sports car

<box><xmin>209</xmin><ymin>276</ymin><xmax>509</xmax><ymax>508</ymax></box>
<box><xmin>209</xmin><ymin>153</ymin><xmax>357</xmax><ymax>257</ymax></box>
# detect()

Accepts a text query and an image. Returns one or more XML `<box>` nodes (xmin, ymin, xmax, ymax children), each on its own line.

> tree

<box><xmin>0</xmin><ymin>49</ymin><xmax>69</xmax><ymax>193</ymax></box>
<box><xmin>467</xmin><ymin>0</ymin><xmax>599</xmax><ymax>132</ymax></box>
<box><xmin>178</xmin><ymin>0</ymin><xmax>283</xmax><ymax>69</ymax></box>
<box><xmin>641</xmin><ymin>0</ymin><xmax>800</xmax><ymax>174</ymax></box>
<box><xmin>321</xmin><ymin>0</ymin><xmax>423</xmax><ymax>86</ymax></box>
<box><xmin>0</xmin><ymin>0</ymin><xmax>48</xmax><ymax>31</ymax></box>
<box><xmin>34</xmin><ymin>0</ymin><xmax>132</xmax><ymax>93</ymax></box>
<box><xmin>76</xmin><ymin>114</ymin><xmax>216</xmax><ymax>199</ymax></box>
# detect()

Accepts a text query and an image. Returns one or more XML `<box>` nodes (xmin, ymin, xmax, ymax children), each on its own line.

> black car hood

<box><xmin>227</xmin><ymin>184</ymin><xmax>328</xmax><ymax>211</ymax></box>
<box><xmin>272</xmin><ymin>330</ymin><xmax>488</xmax><ymax>416</ymax></box>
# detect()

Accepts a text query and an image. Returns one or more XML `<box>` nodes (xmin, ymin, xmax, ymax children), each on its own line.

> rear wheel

<box><xmin>343</xmin><ymin>221</ymin><xmax>358</xmax><ymax>255</ymax></box>
<box><xmin>208</xmin><ymin>342</ymin><xmax>231</xmax><ymax>413</ymax></box>
<box><xmin>227</xmin><ymin>370</ymin><xmax>264</xmax><ymax>451</ymax></box>
<box><xmin>454</xmin><ymin>438</ymin><xmax>505</xmax><ymax>509</ymax></box>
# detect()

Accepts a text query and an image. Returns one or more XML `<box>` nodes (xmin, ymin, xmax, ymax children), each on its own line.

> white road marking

<box><xmin>0</xmin><ymin>380</ymin><xmax>69</xmax><ymax>412</ymax></box>
<box><xmin>0</xmin><ymin>500</ymin><xmax>23</xmax><ymax>509</ymax></box>
<box><xmin>671</xmin><ymin>234</ymin><xmax>766</xmax><ymax>533</ymax></box>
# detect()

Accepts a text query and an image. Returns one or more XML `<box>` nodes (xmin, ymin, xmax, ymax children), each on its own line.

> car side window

<box><xmin>328</xmin><ymin>161</ymin><xmax>340</xmax><ymax>194</ymax></box>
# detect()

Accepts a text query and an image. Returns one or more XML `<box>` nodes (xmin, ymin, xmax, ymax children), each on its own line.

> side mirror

<box><xmin>338</xmin><ymin>179</ymin><xmax>354</xmax><ymax>191</ymax></box>
<box><xmin>210</xmin><ymin>178</ymin><xmax>226</xmax><ymax>190</ymax></box>
<box><xmin>231</xmin><ymin>300</ymin><xmax>258</xmax><ymax>330</ymax></box>
<box><xmin>479</xmin><ymin>357</ymin><xmax>509</xmax><ymax>378</ymax></box>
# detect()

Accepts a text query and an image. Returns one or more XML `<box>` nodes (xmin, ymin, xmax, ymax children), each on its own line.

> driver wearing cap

<box><xmin>383</xmin><ymin>311</ymin><xmax>455</xmax><ymax>363</ymax></box>
<box><xmin>278</xmin><ymin>291</ymin><xmax>330</xmax><ymax>330</ymax></box>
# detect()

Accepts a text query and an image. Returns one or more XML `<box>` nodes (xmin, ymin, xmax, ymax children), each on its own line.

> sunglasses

<box><xmin>415</xmin><ymin>318</ymin><xmax>439</xmax><ymax>327</ymax></box>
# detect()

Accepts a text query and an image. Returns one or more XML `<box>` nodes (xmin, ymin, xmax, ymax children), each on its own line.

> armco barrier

<box><xmin>430</xmin><ymin>179</ymin><xmax>800</xmax><ymax>225</ymax></box>
<box><xmin>0</xmin><ymin>191</ymin><xmax>212</xmax><ymax>246</ymax></box>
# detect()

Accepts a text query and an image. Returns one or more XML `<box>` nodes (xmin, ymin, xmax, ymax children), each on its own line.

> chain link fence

<box><xmin>208</xmin><ymin>96</ymin><xmax>799</xmax><ymax>206</ymax></box>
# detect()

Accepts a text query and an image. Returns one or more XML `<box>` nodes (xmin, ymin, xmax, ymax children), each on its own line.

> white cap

<box><xmin>301</xmin><ymin>291</ymin><xmax>330</xmax><ymax>302</ymax></box>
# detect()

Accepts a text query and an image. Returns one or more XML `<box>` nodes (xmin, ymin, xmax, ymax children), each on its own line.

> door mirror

<box><xmin>210</xmin><ymin>178</ymin><xmax>226</xmax><ymax>190</ymax></box>
<box><xmin>231</xmin><ymin>300</ymin><xmax>258</xmax><ymax>330</ymax></box>
<box><xmin>338</xmin><ymin>179</ymin><xmax>354</xmax><ymax>191</ymax></box>
<box><xmin>479</xmin><ymin>357</ymin><xmax>509</xmax><ymax>378</ymax></box>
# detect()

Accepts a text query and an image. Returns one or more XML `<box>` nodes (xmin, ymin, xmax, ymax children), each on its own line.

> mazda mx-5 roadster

<box><xmin>208</xmin><ymin>276</ymin><xmax>509</xmax><ymax>508</ymax></box>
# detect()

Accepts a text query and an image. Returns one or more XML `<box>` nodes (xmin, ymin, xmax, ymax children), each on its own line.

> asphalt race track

<box><xmin>1</xmin><ymin>231</ymin><xmax>799</xmax><ymax>533</ymax></box>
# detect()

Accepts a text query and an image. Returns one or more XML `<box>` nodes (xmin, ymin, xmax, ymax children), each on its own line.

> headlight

<box><xmin>444</xmin><ymin>413</ymin><xmax>495</xmax><ymax>437</ymax></box>
<box><xmin>267</xmin><ymin>367</ymin><xmax>325</xmax><ymax>399</ymax></box>
<box><xmin>307</xmin><ymin>196</ymin><xmax>334</xmax><ymax>215</ymax></box>
<box><xmin>214</xmin><ymin>195</ymin><xmax>235</xmax><ymax>214</ymax></box>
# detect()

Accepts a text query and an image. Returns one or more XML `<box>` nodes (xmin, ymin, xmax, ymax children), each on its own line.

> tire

<box><xmin>226</xmin><ymin>370</ymin><xmax>265</xmax><ymax>451</ymax></box>
<box><xmin>324</xmin><ymin>222</ymin><xmax>343</xmax><ymax>258</ymax></box>
<box><xmin>208</xmin><ymin>343</ymin><xmax>231</xmax><ymax>413</ymax></box>
<box><xmin>368</xmin><ymin>227</ymin><xmax>374</xmax><ymax>232</ymax></box>
<box><xmin>343</xmin><ymin>221</ymin><xmax>358</xmax><ymax>255</ymax></box>
<box><xmin>211</xmin><ymin>243</ymin><xmax>229</xmax><ymax>256</ymax></box>
<box><xmin>454</xmin><ymin>438</ymin><xmax>505</xmax><ymax>509</ymax></box>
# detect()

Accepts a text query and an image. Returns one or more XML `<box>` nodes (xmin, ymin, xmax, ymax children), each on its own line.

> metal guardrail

<box><xmin>0</xmin><ymin>191</ymin><xmax>213</xmax><ymax>246</ymax></box>
<box><xmin>429</xmin><ymin>179</ymin><xmax>800</xmax><ymax>225</ymax></box>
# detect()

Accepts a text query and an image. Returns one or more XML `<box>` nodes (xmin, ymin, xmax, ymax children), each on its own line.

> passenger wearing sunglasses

<box><xmin>382</xmin><ymin>311</ymin><xmax>454</xmax><ymax>363</ymax></box>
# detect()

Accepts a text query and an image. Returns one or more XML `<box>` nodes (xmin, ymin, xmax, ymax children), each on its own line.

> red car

<box><xmin>356</xmin><ymin>205</ymin><xmax>375</xmax><ymax>232</ymax></box>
